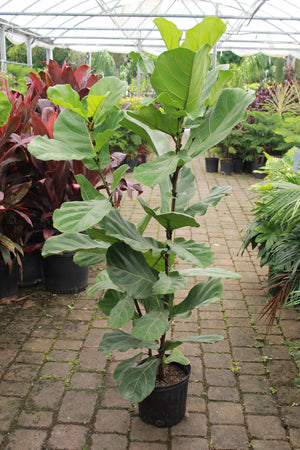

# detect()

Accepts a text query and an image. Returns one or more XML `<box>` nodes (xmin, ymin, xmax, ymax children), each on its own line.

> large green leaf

<box><xmin>98</xmin><ymin>329</ymin><xmax>158</xmax><ymax>354</ymax></box>
<box><xmin>204</xmin><ymin>69</ymin><xmax>233</xmax><ymax>108</ymax></box>
<box><xmin>132</xmin><ymin>310</ymin><xmax>170</xmax><ymax>341</ymax></box>
<box><xmin>106</xmin><ymin>242</ymin><xmax>158</xmax><ymax>299</ymax></box>
<box><xmin>0</xmin><ymin>91</ymin><xmax>11</xmax><ymax>126</ymax></box>
<box><xmin>73</xmin><ymin>250</ymin><xmax>105</xmax><ymax>267</ymax></box>
<box><xmin>182</xmin><ymin>17</ymin><xmax>226</xmax><ymax>51</ymax></box>
<box><xmin>134</xmin><ymin>152</ymin><xmax>179</xmax><ymax>188</ymax></box>
<box><xmin>87</xmin><ymin>271</ymin><xmax>122</xmax><ymax>296</ymax></box>
<box><xmin>168</xmin><ymin>238</ymin><xmax>213</xmax><ymax>268</ymax></box>
<box><xmin>98</xmin><ymin>289</ymin><xmax>124</xmax><ymax>315</ymax></box>
<box><xmin>127</xmin><ymin>105</ymin><xmax>179</xmax><ymax>136</ymax></box>
<box><xmin>117</xmin><ymin>356</ymin><xmax>160</xmax><ymax>402</ymax></box>
<box><xmin>100</xmin><ymin>208</ymin><xmax>162</xmax><ymax>254</ymax></box>
<box><xmin>28</xmin><ymin>109</ymin><xmax>95</xmax><ymax>165</ymax></box>
<box><xmin>121</xmin><ymin>112</ymin><xmax>170</xmax><ymax>156</ymax></box>
<box><xmin>53</xmin><ymin>199</ymin><xmax>112</xmax><ymax>233</ymax></box>
<box><xmin>111</xmin><ymin>165</ymin><xmax>130</xmax><ymax>191</ymax></box>
<box><xmin>129</xmin><ymin>51</ymin><xmax>155</xmax><ymax>74</ymax></box>
<box><xmin>163</xmin><ymin>334</ymin><xmax>224</xmax><ymax>351</ymax></box>
<box><xmin>47</xmin><ymin>84</ymin><xmax>87</xmax><ymax>118</ymax></box>
<box><xmin>170</xmin><ymin>278</ymin><xmax>224</xmax><ymax>316</ymax></box>
<box><xmin>113</xmin><ymin>353</ymin><xmax>143</xmax><ymax>384</ymax></box>
<box><xmin>175</xmin><ymin>166</ymin><xmax>197</xmax><ymax>212</ymax></box>
<box><xmin>89</xmin><ymin>76</ymin><xmax>127</xmax><ymax>113</ymax></box>
<box><xmin>41</xmin><ymin>232</ymin><xmax>109</xmax><ymax>257</ymax></box>
<box><xmin>138</xmin><ymin>197</ymin><xmax>200</xmax><ymax>231</ymax></box>
<box><xmin>164</xmin><ymin>349</ymin><xmax>189</xmax><ymax>366</ymax></box>
<box><xmin>75</xmin><ymin>174</ymin><xmax>106</xmax><ymax>201</ymax></box>
<box><xmin>187</xmin><ymin>88</ymin><xmax>255</xmax><ymax>158</ymax></box>
<box><xmin>178</xmin><ymin>267</ymin><xmax>242</xmax><ymax>279</ymax></box>
<box><xmin>154</xmin><ymin>17</ymin><xmax>182</xmax><ymax>50</ymax></box>
<box><xmin>185</xmin><ymin>185</ymin><xmax>232</xmax><ymax>216</ymax></box>
<box><xmin>108</xmin><ymin>293</ymin><xmax>135</xmax><ymax>329</ymax></box>
<box><xmin>152</xmin><ymin>271</ymin><xmax>187</xmax><ymax>295</ymax></box>
<box><xmin>150</xmin><ymin>46</ymin><xmax>211</xmax><ymax>113</ymax></box>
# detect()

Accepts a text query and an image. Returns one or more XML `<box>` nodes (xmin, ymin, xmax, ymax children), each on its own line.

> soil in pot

<box><xmin>138</xmin><ymin>362</ymin><xmax>191</xmax><ymax>428</ymax></box>
<box><xmin>43</xmin><ymin>253</ymin><xmax>89</xmax><ymax>294</ymax></box>
<box><xmin>205</xmin><ymin>157</ymin><xmax>219</xmax><ymax>173</ymax></box>
<box><xmin>0</xmin><ymin>257</ymin><xmax>19</xmax><ymax>299</ymax></box>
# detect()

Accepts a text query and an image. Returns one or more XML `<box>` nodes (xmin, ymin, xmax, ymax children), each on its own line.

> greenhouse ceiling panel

<box><xmin>0</xmin><ymin>0</ymin><xmax>300</xmax><ymax>57</ymax></box>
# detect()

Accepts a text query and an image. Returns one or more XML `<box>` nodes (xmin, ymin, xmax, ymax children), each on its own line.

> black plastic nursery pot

<box><xmin>205</xmin><ymin>157</ymin><xmax>219</xmax><ymax>173</ymax></box>
<box><xmin>19</xmin><ymin>249</ymin><xmax>44</xmax><ymax>287</ymax></box>
<box><xmin>232</xmin><ymin>158</ymin><xmax>243</xmax><ymax>173</ymax></box>
<box><xmin>43</xmin><ymin>253</ymin><xmax>89</xmax><ymax>294</ymax></box>
<box><xmin>138</xmin><ymin>362</ymin><xmax>191</xmax><ymax>428</ymax></box>
<box><xmin>251</xmin><ymin>162</ymin><xmax>266</xmax><ymax>179</ymax></box>
<box><xmin>0</xmin><ymin>257</ymin><xmax>19</xmax><ymax>299</ymax></box>
<box><xmin>220</xmin><ymin>159</ymin><xmax>233</xmax><ymax>175</ymax></box>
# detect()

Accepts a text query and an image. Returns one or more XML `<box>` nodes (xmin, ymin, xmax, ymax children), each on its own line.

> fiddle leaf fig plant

<box><xmin>28</xmin><ymin>17</ymin><xmax>255</xmax><ymax>403</ymax></box>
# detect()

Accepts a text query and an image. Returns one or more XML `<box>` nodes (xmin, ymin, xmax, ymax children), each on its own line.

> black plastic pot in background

<box><xmin>205</xmin><ymin>157</ymin><xmax>219</xmax><ymax>173</ymax></box>
<box><xmin>138</xmin><ymin>363</ymin><xmax>191</xmax><ymax>428</ymax></box>
<box><xmin>232</xmin><ymin>158</ymin><xmax>243</xmax><ymax>173</ymax></box>
<box><xmin>43</xmin><ymin>253</ymin><xmax>89</xmax><ymax>294</ymax></box>
<box><xmin>220</xmin><ymin>159</ymin><xmax>233</xmax><ymax>175</ymax></box>
<box><xmin>19</xmin><ymin>250</ymin><xmax>44</xmax><ymax>287</ymax></box>
<box><xmin>251</xmin><ymin>162</ymin><xmax>266</xmax><ymax>179</ymax></box>
<box><xmin>0</xmin><ymin>257</ymin><xmax>19</xmax><ymax>299</ymax></box>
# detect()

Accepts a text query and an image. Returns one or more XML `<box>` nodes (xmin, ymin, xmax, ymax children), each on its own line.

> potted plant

<box><xmin>205</xmin><ymin>147</ymin><xmax>219</xmax><ymax>173</ymax></box>
<box><xmin>28</xmin><ymin>17</ymin><xmax>254</xmax><ymax>426</ymax></box>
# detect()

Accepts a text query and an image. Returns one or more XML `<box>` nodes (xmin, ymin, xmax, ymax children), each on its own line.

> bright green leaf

<box><xmin>168</xmin><ymin>238</ymin><xmax>213</xmax><ymax>268</ymax></box>
<box><xmin>134</xmin><ymin>152</ymin><xmax>179</xmax><ymax>188</ymax></box>
<box><xmin>108</xmin><ymin>293</ymin><xmax>135</xmax><ymax>329</ymax></box>
<box><xmin>47</xmin><ymin>84</ymin><xmax>87</xmax><ymax>118</ymax></box>
<box><xmin>182</xmin><ymin>17</ymin><xmax>226</xmax><ymax>51</ymax></box>
<box><xmin>154</xmin><ymin>17</ymin><xmax>182</xmax><ymax>50</ymax></box>
<box><xmin>98</xmin><ymin>329</ymin><xmax>158</xmax><ymax>354</ymax></box>
<box><xmin>153</xmin><ymin>271</ymin><xmax>187</xmax><ymax>295</ymax></box>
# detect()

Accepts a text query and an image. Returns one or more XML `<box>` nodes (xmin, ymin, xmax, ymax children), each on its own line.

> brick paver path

<box><xmin>0</xmin><ymin>157</ymin><xmax>299</xmax><ymax>449</ymax></box>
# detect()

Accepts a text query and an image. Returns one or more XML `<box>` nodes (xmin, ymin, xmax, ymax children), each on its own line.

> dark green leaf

<box><xmin>153</xmin><ymin>271</ymin><xmax>187</xmax><ymax>295</ymax></box>
<box><xmin>185</xmin><ymin>185</ymin><xmax>232</xmax><ymax>216</ymax></box>
<box><xmin>98</xmin><ymin>329</ymin><xmax>158</xmax><ymax>354</ymax></box>
<box><xmin>168</xmin><ymin>238</ymin><xmax>213</xmax><ymax>268</ymax></box>
<box><xmin>134</xmin><ymin>152</ymin><xmax>179</xmax><ymax>188</ymax></box>
<box><xmin>87</xmin><ymin>271</ymin><xmax>122</xmax><ymax>296</ymax></box>
<box><xmin>132</xmin><ymin>310</ymin><xmax>170</xmax><ymax>341</ymax></box>
<box><xmin>117</xmin><ymin>356</ymin><xmax>160</xmax><ymax>402</ymax></box>
<box><xmin>106</xmin><ymin>242</ymin><xmax>158</xmax><ymax>299</ymax></box>
<box><xmin>170</xmin><ymin>278</ymin><xmax>224</xmax><ymax>316</ymax></box>
<box><xmin>42</xmin><ymin>232</ymin><xmax>109</xmax><ymax>257</ymax></box>
<box><xmin>108</xmin><ymin>293</ymin><xmax>135</xmax><ymax>329</ymax></box>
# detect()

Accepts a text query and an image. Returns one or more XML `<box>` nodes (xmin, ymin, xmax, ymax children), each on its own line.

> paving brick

<box><xmin>15</xmin><ymin>351</ymin><xmax>45</xmax><ymax>364</ymax></box>
<box><xmin>48</xmin><ymin>424</ymin><xmax>88</xmax><ymax>449</ymax></box>
<box><xmin>53</xmin><ymin>339</ymin><xmax>83</xmax><ymax>350</ymax></box>
<box><xmin>172</xmin><ymin>413</ymin><xmax>207</xmax><ymax>436</ymax></box>
<box><xmin>130</xmin><ymin>417</ymin><xmax>168</xmax><ymax>441</ymax></box>
<box><xmin>48</xmin><ymin>349</ymin><xmax>78</xmax><ymax>362</ymax></box>
<box><xmin>59</xmin><ymin>321</ymin><xmax>89</xmax><ymax>340</ymax></box>
<box><xmin>203</xmin><ymin>352</ymin><xmax>232</xmax><ymax>369</ymax></box>
<box><xmin>100</xmin><ymin>387</ymin><xmax>132</xmax><ymax>409</ymax></box>
<box><xmin>251</xmin><ymin>440</ymin><xmax>291</xmax><ymax>450</ymax></box>
<box><xmin>91</xmin><ymin>433</ymin><xmax>128</xmax><ymax>449</ymax></box>
<box><xmin>94</xmin><ymin>409</ymin><xmax>130</xmax><ymax>433</ymax></box>
<box><xmin>205</xmin><ymin>368</ymin><xmax>237</xmax><ymax>387</ymax></box>
<box><xmin>78</xmin><ymin>347</ymin><xmax>107</xmax><ymax>371</ymax></box>
<box><xmin>84</xmin><ymin>327</ymin><xmax>107</xmax><ymax>347</ymax></box>
<box><xmin>208</xmin><ymin>401</ymin><xmax>244</xmax><ymax>425</ymax></box>
<box><xmin>228</xmin><ymin>327</ymin><xmax>256</xmax><ymax>346</ymax></box>
<box><xmin>5</xmin><ymin>429</ymin><xmax>47</xmax><ymax>450</ymax></box>
<box><xmin>210</xmin><ymin>424</ymin><xmax>248</xmax><ymax>449</ymax></box>
<box><xmin>247</xmin><ymin>415</ymin><xmax>287</xmax><ymax>439</ymax></box>
<box><xmin>40</xmin><ymin>361</ymin><xmax>71</xmax><ymax>379</ymax></box>
<box><xmin>26</xmin><ymin>380</ymin><xmax>65</xmax><ymax>409</ymax></box>
<box><xmin>0</xmin><ymin>380</ymin><xmax>32</xmax><ymax>398</ymax></box>
<box><xmin>70</xmin><ymin>371</ymin><xmax>102</xmax><ymax>389</ymax></box>
<box><xmin>186</xmin><ymin>395</ymin><xmax>206</xmax><ymax>412</ymax></box>
<box><xmin>0</xmin><ymin>396</ymin><xmax>22</xmax><ymax>431</ymax></box>
<box><xmin>239</xmin><ymin>375</ymin><xmax>270</xmax><ymax>393</ymax></box>
<box><xmin>290</xmin><ymin>428</ymin><xmax>300</xmax><ymax>448</ymax></box>
<box><xmin>207</xmin><ymin>386</ymin><xmax>240</xmax><ymax>402</ymax></box>
<box><xmin>58</xmin><ymin>390</ymin><xmax>97</xmax><ymax>423</ymax></box>
<box><xmin>231</xmin><ymin>346</ymin><xmax>262</xmax><ymax>362</ymax></box>
<box><xmin>22</xmin><ymin>338</ymin><xmax>53</xmax><ymax>353</ymax></box>
<box><xmin>17</xmin><ymin>410</ymin><xmax>53</xmax><ymax>428</ymax></box>
<box><xmin>243</xmin><ymin>393</ymin><xmax>278</xmax><ymax>415</ymax></box>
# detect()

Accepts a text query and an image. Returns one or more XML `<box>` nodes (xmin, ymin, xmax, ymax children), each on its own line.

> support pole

<box><xmin>86</xmin><ymin>52</ymin><xmax>92</xmax><ymax>67</ymax></box>
<box><xmin>137</xmin><ymin>39</ymin><xmax>141</xmax><ymax>97</ymax></box>
<box><xmin>27</xmin><ymin>37</ymin><xmax>32</xmax><ymax>67</ymax></box>
<box><xmin>213</xmin><ymin>4</ymin><xmax>219</xmax><ymax>69</ymax></box>
<box><xmin>46</xmin><ymin>47</ymin><xmax>53</xmax><ymax>63</ymax></box>
<box><xmin>0</xmin><ymin>26</ymin><xmax>6</xmax><ymax>72</ymax></box>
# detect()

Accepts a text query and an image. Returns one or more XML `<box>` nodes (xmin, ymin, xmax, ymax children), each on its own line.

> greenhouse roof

<box><xmin>0</xmin><ymin>0</ymin><xmax>300</xmax><ymax>58</ymax></box>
